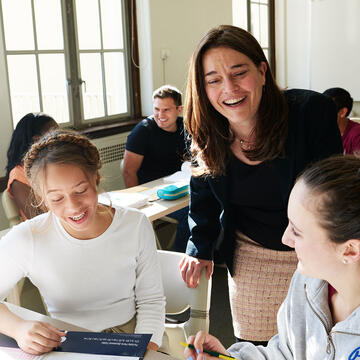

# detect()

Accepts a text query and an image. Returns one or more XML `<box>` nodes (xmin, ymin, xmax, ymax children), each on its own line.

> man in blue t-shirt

<box><xmin>123</xmin><ymin>85</ymin><xmax>189</xmax><ymax>251</ymax></box>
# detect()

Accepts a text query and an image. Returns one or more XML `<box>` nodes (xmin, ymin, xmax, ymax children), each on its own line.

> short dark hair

<box><xmin>152</xmin><ymin>85</ymin><xmax>182</xmax><ymax>107</ymax></box>
<box><xmin>298</xmin><ymin>155</ymin><xmax>360</xmax><ymax>244</ymax></box>
<box><xmin>323</xmin><ymin>87</ymin><xmax>353</xmax><ymax>117</ymax></box>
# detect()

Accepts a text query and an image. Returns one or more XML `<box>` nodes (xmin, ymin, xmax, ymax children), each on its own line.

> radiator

<box><xmin>92</xmin><ymin>131</ymin><xmax>130</xmax><ymax>192</ymax></box>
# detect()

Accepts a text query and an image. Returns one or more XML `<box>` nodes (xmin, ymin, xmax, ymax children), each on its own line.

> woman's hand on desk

<box><xmin>180</xmin><ymin>256</ymin><xmax>213</xmax><ymax>288</ymax></box>
<box><xmin>14</xmin><ymin>320</ymin><xmax>65</xmax><ymax>355</ymax></box>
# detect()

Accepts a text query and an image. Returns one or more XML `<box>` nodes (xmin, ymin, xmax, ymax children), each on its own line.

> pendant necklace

<box><xmin>238</xmin><ymin>138</ymin><xmax>255</xmax><ymax>151</ymax></box>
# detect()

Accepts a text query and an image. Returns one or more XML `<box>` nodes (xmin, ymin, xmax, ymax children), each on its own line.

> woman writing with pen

<box><xmin>185</xmin><ymin>155</ymin><xmax>360</xmax><ymax>359</ymax></box>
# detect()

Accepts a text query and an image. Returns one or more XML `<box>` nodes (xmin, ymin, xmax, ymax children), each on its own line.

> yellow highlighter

<box><xmin>180</xmin><ymin>342</ymin><xmax>236</xmax><ymax>360</ymax></box>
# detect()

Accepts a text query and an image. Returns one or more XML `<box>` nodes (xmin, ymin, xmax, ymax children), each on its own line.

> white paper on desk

<box><xmin>98</xmin><ymin>192</ymin><xmax>149</xmax><ymax>209</ymax></box>
<box><xmin>0</xmin><ymin>346</ymin><xmax>40</xmax><ymax>360</ymax></box>
<box><xmin>163</xmin><ymin>161</ymin><xmax>191</xmax><ymax>183</ymax></box>
<box><xmin>0</xmin><ymin>347</ymin><xmax>139</xmax><ymax>360</ymax></box>
<box><xmin>44</xmin><ymin>352</ymin><xmax>139</xmax><ymax>360</ymax></box>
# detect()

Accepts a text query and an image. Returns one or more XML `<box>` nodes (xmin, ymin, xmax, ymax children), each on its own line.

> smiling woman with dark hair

<box><xmin>6</xmin><ymin>112</ymin><xmax>58</xmax><ymax>219</ymax></box>
<box><xmin>179</xmin><ymin>25</ymin><xmax>343</xmax><ymax>345</ymax></box>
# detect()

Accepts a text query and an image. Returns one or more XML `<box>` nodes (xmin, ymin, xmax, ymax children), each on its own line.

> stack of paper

<box><xmin>163</xmin><ymin>161</ymin><xmax>192</xmax><ymax>183</ymax></box>
<box><xmin>98</xmin><ymin>192</ymin><xmax>149</xmax><ymax>209</ymax></box>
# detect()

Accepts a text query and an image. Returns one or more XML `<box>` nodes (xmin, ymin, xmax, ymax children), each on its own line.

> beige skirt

<box><xmin>228</xmin><ymin>231</ymin><xmax>297</xmax><ymax>341</ymax></box>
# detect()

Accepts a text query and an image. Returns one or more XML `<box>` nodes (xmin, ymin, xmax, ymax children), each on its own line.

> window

<box><xmin>0</xmin><ymin>0</ymin><xmax>136</xmax><ymax>129</ymax></box>
<box><xmin>248</xmin><ymin>0</ymin><xmax>275</xmax><ymax>73</ymax></box>
<box><xmin>233</xmin><ymin>0</ymin><xmax>275</xmax><ymax>74</ymax></box>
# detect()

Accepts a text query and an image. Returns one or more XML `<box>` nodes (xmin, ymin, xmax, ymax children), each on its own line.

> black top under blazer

<box><xmin>185</xmin><ymin>89</ymin><xmax>343</xmax><ymax>275</ymax></box>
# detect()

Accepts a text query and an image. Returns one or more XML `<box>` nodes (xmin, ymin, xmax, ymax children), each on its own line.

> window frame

<box><xmin>0</xmin><ymin>0</ymin><xmax>141</xmax><ymax>131</ymax></box>
<box><xmin>247</xmin><ymin>0</ymin><xmax>276</xmax><ymax>76</ymax></box>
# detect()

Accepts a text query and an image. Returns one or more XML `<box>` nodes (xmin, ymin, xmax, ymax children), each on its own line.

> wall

<box><xmin>275</xmin><ymin>0</ymin><xmax>359</xmax><ymax>116</ymax></box>
<box><xmin>275</xmin><ymin>0</ymin><xmax>311</xmax><ymax>89</ymax></box>
<box><xmin>0</xmin><ymin>19</ymin><xmax>17</xmax><ymax>179</ymax></box>
<box><xmin>310</xmin><ymin>0</ymin><xmax>360</xmax><ymax>100</ymax></box>
<box><xmin>137</xmin><ymin>0</ymin><xmax>233</xmax><ymax>115</ymax></box>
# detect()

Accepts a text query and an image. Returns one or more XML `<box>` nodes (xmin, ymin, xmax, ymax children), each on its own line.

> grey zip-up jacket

<box><xmin>227</xmin><ymin>271</ymin><xmax>360</xmax><ymax>359</ymax></box>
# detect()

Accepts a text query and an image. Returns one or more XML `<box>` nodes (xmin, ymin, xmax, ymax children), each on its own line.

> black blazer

<box><xmin>186</xmin><ymin>89</ymin><xmax>343</xmax><ymax>274</ymax></box>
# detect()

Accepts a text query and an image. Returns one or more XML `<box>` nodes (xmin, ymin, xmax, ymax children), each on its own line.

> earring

<box><xmin>343</xmin><ymin>259</ymin><xmax>348</xmax><ymax>264</ymax></box>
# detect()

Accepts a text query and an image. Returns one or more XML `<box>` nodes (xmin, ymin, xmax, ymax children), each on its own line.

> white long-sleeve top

<box><xmin>0</xmin><ymin>207</ymin><xmax>165</xmax><ymax>346</ymax></box>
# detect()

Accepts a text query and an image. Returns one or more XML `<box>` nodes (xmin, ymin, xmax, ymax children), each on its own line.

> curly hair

<box><xmin>24</xmin><ymin>128</ymin><xmax>102</xmax><ymax>196</ymax></box>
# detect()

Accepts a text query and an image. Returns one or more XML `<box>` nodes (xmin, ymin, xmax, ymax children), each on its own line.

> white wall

<box><xmin>275</xmin><ymin>0</ymin><xmax>311</xmax><ymax>89</ymax></box>
<box><xmin>137</xmin><ymin>0</ymin><xmax>233</xmax><ymax>115</ymax></box>
<box><xmin>0</xmin><ymin>19</ymin><xmax>16</xmax><ymax>179</ymax></box>
<box><xmin>275</xmin><ymin>0</ymin><xmax>359</xmax><ymax>116</ymax></box>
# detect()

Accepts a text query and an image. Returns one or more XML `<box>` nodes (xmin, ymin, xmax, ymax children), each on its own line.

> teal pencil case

<box><xmin>157</xmin><ymin>184</ymin><xmax>189</xmax><ymax>200</ymax></box>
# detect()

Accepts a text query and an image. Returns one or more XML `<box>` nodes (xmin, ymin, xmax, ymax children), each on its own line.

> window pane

<box><xmin>38</xmin><ymin>54</ymin><xmax>69</xmax><ymax>123</ymax></box>
<box><xmin>100</xmin><ymin>0</ymin><xmax>124</xmax><ymax>49</ymax></box>
<box><xmin>2</xmin><ymin>0</ymin><xmax>34</xmax><ymax>50</ymax></box>
<box><xmin>34</xmin><ymin>0</ymin><xmax>64</xmax><ymax>50</ymax></box>
<box><xmin>104</xmin><ymin>52</ymin><xmax>127</xmax><ymax>115</ymax></box>
<box><xmin>75</xmin><ymin>0</ymin><xmax>101</xmax><ymax>50</ymax></box>
<box><xmin>80</xmin><ymin>53</ymin><xmax>105</xmax><ymax>119</ymax></box>
<box><xmin>259</xmin><ymin>4</ymin><xmax>269</xmax><ymax>48</ymax></box>
<box><xmin>250</xmin><ymin>3</ymin><xmax>260</xmax><ymax>43</ymax></box>
<box><xmin>7</xmin><ymin>55</ymin><xmax>40</xmax><ymax>126</ymax></box>
<box><xmin>263</xmin><ymin>48</ymin><xmax>269</xmax><ymax>62</ymax></box>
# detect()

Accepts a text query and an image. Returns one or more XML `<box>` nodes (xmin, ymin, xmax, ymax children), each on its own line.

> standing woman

<box><xmin>180</xmin><ymin>25</ymin><xmax>343</xmax><ymax>345</ymax></box>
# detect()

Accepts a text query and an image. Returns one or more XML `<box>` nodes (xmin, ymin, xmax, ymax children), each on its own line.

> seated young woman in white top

<box><xmin>184</xmin><ymin>155</ymin><xmax>360</xmax><ymax>359</ymax></box>
<box><xmin>0</xmin><ymin>128</ymin><xmax>165</xmax><ymax>355</ymax></box>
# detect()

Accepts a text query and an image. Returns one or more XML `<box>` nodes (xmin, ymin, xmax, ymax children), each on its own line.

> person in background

<box><xmin>123</xmin><ymin>85</ymin><xmax>185</xmax><ymax>186</ymax></box>
<box><xmin>0</xmin><ymin>128</ymin><xmax>165</xmax><ymax>355</ymax></box>
<box><xmin>180</xmin><ymin>25</ymin><xmax>343</xmax><ymax>345</ymax></box>
<box><xmin>184</xmin><ymin>155</ymin><xmax>360</xmax><ymax>360</ymax></box>
<box><xmin>323</xmin><ymin>87</ymin><xmax>360</xmax><ymax>154</ymax></box>
<box><xmin>123</xmin><ymin>85</ymin><xmax>190</xmax><ymax>252</ymax></box>
<box><xmin>5</xmin><ymin>113</ymin><xmax>58</xmax><ymax>219</ymax></box>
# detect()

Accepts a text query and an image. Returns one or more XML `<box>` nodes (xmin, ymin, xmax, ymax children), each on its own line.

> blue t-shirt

<box><xmin>125</xmin><ymin>116</ymin><xmax>186</xmax><ymax>184</ymax></box>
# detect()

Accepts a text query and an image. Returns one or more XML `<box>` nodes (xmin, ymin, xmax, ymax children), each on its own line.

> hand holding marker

<box><xmin>180</xmin><ymin>342</ymin><xmax>236</xmax><ymax>360</ymax></box>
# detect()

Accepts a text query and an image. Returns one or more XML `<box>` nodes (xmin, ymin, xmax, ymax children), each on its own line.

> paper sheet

<box><xmin>98</xmin><ymin>192</ymin><xmax>149</xmax><ymax>209</ymax></box>
<box><xmin>45</xmin><ymin>352</ymin><xmax>139</xmax><ymax>360</ymax></box>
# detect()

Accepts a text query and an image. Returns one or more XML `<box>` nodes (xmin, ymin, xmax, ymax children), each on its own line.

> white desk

<box><xmin>112</xmin><ymin>178</ymin><xmax>189</xmax><ymax>222</ymax></box>
<box><xmin>1</xmin><ymin>302</ymin><xmax>177</xmax><ymax>360</ymax></box>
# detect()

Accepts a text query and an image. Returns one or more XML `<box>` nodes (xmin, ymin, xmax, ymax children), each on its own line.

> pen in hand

<box><xmin>180</xmin><ymin>342</ymin><xmax>236</xmax><ymax>360</ymax></box>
